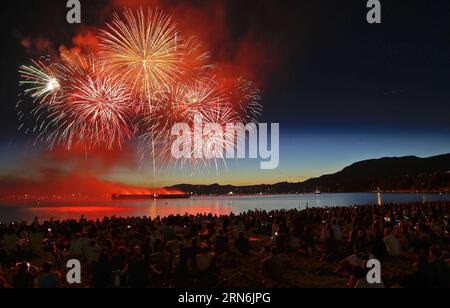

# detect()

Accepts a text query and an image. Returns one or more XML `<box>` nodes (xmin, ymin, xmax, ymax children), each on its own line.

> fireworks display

<box><xmin>18</xmin><ymin>8</ymin><xmax>263</xmax><ymax>173</ymax></box>
<box><xmin>19</xmin><ymin>59</ymin><xmax>64</xmax><ymax>106</ymax></box>
<box><xmin>99</xmin><ymin>8</ymin><xmax>183</xmax><ymax>104</ymax></box>
<box><xmin>58</xmin><ymin>56</ymin><xmax>135</xmax><ymax>150</ymax></box>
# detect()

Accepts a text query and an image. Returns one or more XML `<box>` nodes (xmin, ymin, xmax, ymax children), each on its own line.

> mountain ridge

<box><xmin>169</xmin><ymin>153</ymin><xmax>450</xmax><ymax>194</ymax></box>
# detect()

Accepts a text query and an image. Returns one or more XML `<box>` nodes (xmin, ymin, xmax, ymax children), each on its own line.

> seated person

<box><xmin>36</xmin><ymin>262</ymin><xmax>60</xmax><ymax>288</ymax></box>
<box><xmin>383</xmin><ymin>228</ymin><xmax>400</xmax><ymax>256</ymax></box>
<box><xmin>234</xmin><ymin>232</ymin><xmax>250</xmax><ymax>255</ymax></box>
<box><xmin>69</xmin><ymin>233</ymin><xmax>89</xmax><ymax>258</ymax></box>
<box><xmin>12</xmin><ymin>262</ymin><xmax>35</xmax><ymax>289</ymax></box>
<box><xmin>3</xmin><ymin>230</ymin><xmax>18</xmax><ymax>253</ymax></box>
<box><xmin>29</xmin><ymin>228</ymin><xmax>44</xmax><ymax>256</ymax></box>
<box><xmin>214</xmin><ymin>229</ymin><xmax>229</xmax><ymax>254</ymax></box>
<box><xmin>195</xmin><ymin>246</ymin><xmax>215</xmax><ymax>273</ymax></box>
<box><xmin>261</xmin><ymin>247</ymin><xmax>283</xmax><ymax>282</ymax></box>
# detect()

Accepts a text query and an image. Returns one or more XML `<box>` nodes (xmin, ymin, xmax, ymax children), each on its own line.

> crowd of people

<box><xmin>0</xmin><ymin>201</ymin><xmax>449</xmax><ymax>288</ymax></box>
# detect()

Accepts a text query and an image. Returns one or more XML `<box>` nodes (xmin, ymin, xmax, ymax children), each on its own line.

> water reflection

<box><xmin>1</xmin><ymin>192</ymin><xmax>450</xmax><ymax>223</ymax></box>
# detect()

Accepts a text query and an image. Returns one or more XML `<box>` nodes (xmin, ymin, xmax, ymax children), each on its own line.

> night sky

<box><xmin>1</xmin><ymin>0</ymin><xmax>450</xmax><ymax>189</ymax></box>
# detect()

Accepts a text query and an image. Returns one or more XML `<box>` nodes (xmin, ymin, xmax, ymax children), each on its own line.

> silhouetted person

<box><xmin>91</xmin><ymin>251</ymin><xmax>113</xmax><ymax>288</ymax></box>
<box><xmin>127</xmin><ymin>246</ymin><xmax>149</xmax><ymax>288</ymax></box>
<box><xmin>235</xmin><ymin>232</ymin><xmax>250</xmax><ymax>255</ymax></box>
<box><xmin>36</xmin><ymin>262</ymin><xmax>60</xmax><ymax>288</ymax></box>
<box><xmin>13</xmin><ymin>263</ymin><xmax>34</xmax><ymax>289</ymax></box>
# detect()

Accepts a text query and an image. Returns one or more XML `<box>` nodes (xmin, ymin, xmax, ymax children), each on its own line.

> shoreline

<box><xmin>1</xmin><ymin>190</ymin><xmax>449</xmax><ymax>204</ymax></box>
<box><xmin>1</xmin><ymin>193</ymin><xmax>450</xmax><ymax>224</ymax></box>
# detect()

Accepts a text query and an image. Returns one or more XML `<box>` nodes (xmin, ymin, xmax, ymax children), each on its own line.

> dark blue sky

<box><xmin>259</xmin><ymin>0</ymin><xmax>450</xmax><ymax>132</ymax></box>
<box><xmin>1</xmin><ymin>0</ymin><xmax>450</xmax><ymax>185</ymax></box>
